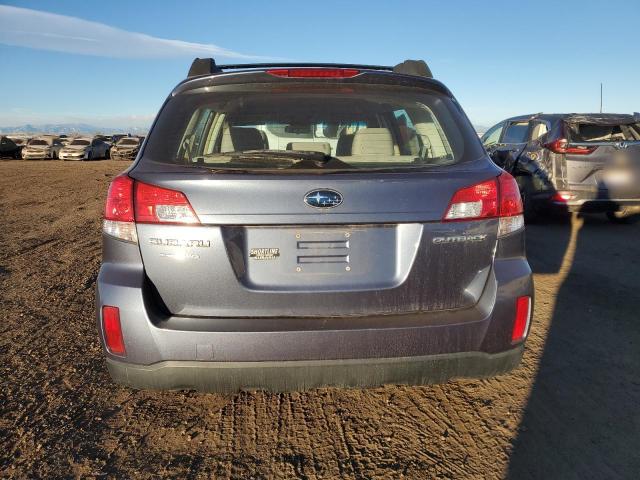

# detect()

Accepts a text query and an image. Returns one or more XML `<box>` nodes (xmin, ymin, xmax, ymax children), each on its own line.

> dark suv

<box><xmin>96</xmin><ymin>58</ymin><xmax>533</xmax><ymax>392</ymax></box>
<box><xmin>482</xmin><ymin>113</ymin><xmax>640</xmax><ymax>222</ymax></box>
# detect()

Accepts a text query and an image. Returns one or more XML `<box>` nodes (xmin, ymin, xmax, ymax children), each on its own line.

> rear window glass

<box><xmin>502</xmin><ymin>122</ymin><xmax>529</xmax><ymax>143</ymax></box>
<box><xmin>143</xmin><ymin>83</ymin><xmax>483</xmax><ymax>172</ymax></box>
<box><xmin>568</xmin><ymin>123</ymin><xmax>640</xmax><ymax>142</ymax></box>
<box><xmin>70</xmin><ymin>139</ymin><xmax>90</xmax><ymax>146</ymax></box>
<box><xmin>118</xmin><ymin>138</ymin><xmax>140</xmax><ymax>145</ymax></box>
<box><xmin>29</xmin><ymin>139</ymin><xmax>48</xmax><ymax>145</ymax></box>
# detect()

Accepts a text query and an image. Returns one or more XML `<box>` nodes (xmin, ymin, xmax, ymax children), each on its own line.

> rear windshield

<box><xmin>568</xmin><ymin>122</ymin><xmax>640</xmax><ymax>142</ymax></box>
<box><xmin>118</xmin><ymin>138</ymin><xmax>139</xmax><ymax>145</ymax></box>
<box><xmin>143</xmin><ymin>83</ymin><xmax>483</xmax><ymax>172</ymax></box>
<box><xmin>70</xmin><ymin>139</ymin><xmax>90</xmax><ymax>146</ymax></box>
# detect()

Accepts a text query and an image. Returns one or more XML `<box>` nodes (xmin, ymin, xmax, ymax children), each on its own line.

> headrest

<box><xmin>351</xmin><ymin>128</ymin><xmax>394</xmax><ymax>155</ymax></box>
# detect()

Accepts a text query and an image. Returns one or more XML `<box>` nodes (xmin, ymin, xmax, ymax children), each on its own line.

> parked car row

<box><xmin>0</xmin><ymin>134</ymin><xmax>145</xmax><ymax>161</ymax></box>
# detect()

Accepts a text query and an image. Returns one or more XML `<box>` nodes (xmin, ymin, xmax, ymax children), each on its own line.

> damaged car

<box><xmin>21</xmin><ymin>136</ymin><xmax>64</xmax><ymax>159</ymax></box>
<box><xmin>96</xmin><ymin>58</ymin><xmax>533</xmax><ymax>393</ymax></box>
<box><xmin>110</xmin><ymin>136</ymin><xmax>142</xmax><ymax>160</ymax></box>
<box><xmin>59</xmin><ymin>137</ymin><xmax>111</xmax><ymax>161</ymax></box>
<box><xmin>0</xmin><ymin>136</ymin><xmax>22</xmax><ymax>158</ymax></box>
<box><xmin>6</xmin><ymin>135</ymin><xmax>30</xmax><ymax>156</ymax></box>
<box><xmin>482</xmin><ymin>113</ymin><xmax>640</xmax><ymax>222</ymax></box>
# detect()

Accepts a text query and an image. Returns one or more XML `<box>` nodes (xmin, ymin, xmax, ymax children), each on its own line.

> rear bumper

<box><xmin>562</xmin><ymin>198</ymin><xmax>640</xmax><ymax>213</ymax></box>
<box><xmin>60</xmin><ymin>153</ymin><xmax>86</xmax><ymax>161</ymax></box>
<box><xmin>106</xmin><ymin>346</ymin><xmax>523</xmax><ymax>393</ymax></box>
<box><xmin>96</xmin><ymin>234</ymin><xmax>532</xmax><ymax>391</ymax></box>
<box><xmin>111</xmin><ymin>152</ymin><xmax>137</xmax><ymax>160</ymax></box>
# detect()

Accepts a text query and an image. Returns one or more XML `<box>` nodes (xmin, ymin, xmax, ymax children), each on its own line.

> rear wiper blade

<box><xmin>218</xmin><ymin>150</ymin><xmax>351</xmax><ymax>168</ymax></box>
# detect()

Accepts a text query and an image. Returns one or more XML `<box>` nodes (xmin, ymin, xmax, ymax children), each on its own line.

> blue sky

<box><xmin>0</xmin><ymin>0</ymin><xmax>638</xmax><ymax>129</ymax></box>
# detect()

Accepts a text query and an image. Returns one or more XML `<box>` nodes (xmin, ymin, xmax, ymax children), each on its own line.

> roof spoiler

<box><xmin>187</xmin><ymin>58</ymin><xmax>433</xmax><ymax>78</ymax></box>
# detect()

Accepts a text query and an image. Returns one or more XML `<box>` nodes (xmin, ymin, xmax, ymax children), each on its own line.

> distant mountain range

<box><xmin>0</xmin><ymin>123</ymin><xmax>149</xmax><ymax>135</ymax></box>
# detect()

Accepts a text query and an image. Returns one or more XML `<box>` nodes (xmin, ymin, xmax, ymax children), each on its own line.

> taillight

<box><xmin>103</xmin><ymin>176</ymin><xmax>199</xmax><ymax>242</ymax></box>
<box><xmin>103</xmin><ymin>174</ymin><xmax>137</xmax><ymax>243</ymax></box>
<box><xmin>443</xmin><ymin>173</ymin><xmax>524</xmax><ymax>237</ymax></box>
<box><xmin>266</xmin><ymin>68</ymin><xmax>360</xmax><ymax>78</ymax></box>
<box><xmin>134</xmin><ymin>181</ymin><xmax>199</xmax><ymax>224</ymax></box>
<box><xmin>102</xmin><ymin>305</ymin><xmax>126</xmax><ymax>356</ymax></box>
<box><xmin>551</xmin><ymin>191</ymin><xmax>577</xmax><ymax>203</ymax></box>
<box><xmin>544</xmin><ymin>138</ymin><xmax>596</xmax><ymax>155</ymax></box>
<box><xmin>511</xmin><ymin>296</ymin><xmax>532</xmax><ymax>343</ymax></box>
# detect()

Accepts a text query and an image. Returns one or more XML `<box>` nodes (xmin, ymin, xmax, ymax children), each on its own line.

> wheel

<box><xmin>86</xmin><ymin>151</ymin><xmax>93</xmax><ymax>161</ymax></box>
<box><xmin>518</xmin><ymin>175</ymin><xmax>540</xmax><ymax>223</ymax></box>
<box><xmin>52</xmin><ymin>150</ymin><xmax>57</xmax><ymax>160</ymax></box>
<box><xmin>105</xmin><ymin>148</ymin><xmax>110</xmax><ymax>159</ymax></box>
<box><xmin>606</xmin><ymin>209</ymin><xmax>639</xmax><ymax>224</ymax></box>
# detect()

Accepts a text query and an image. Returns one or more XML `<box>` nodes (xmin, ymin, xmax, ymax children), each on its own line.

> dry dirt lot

<box><xmin>1</xmin><ymin>160</ymin><xmax>639</xmax><ymax>479</ymax></box>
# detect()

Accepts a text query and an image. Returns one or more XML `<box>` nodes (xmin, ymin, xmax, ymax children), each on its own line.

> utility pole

<box><xmin>600</xmin><ymin>83</ymin><xmax>603</xmax><ymax>113</ymax></box>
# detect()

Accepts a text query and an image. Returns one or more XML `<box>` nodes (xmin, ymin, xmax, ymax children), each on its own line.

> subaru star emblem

<box><xmin>304</xmin><ymin>189</ymin><xmax>343</xmax><ymax>209</ymax></box>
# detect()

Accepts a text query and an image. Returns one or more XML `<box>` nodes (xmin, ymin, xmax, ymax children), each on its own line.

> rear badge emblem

<box><xmin>304</xmin><ymin>189</ymin><xmax>343</xmax><ymax>209</ymax></box>
<box><xmin>249</xmin><ymin>247</ymin><xmax>280</xmax><ymax>260</ymax></box>
<box><xmin>433</xmin><ymin>234</ymin><xmax>487</xmax><ymax>244</ymax></box>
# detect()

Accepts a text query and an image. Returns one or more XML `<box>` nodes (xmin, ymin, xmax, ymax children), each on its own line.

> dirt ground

<box><xmin>1</xmin><ymin>160</ymin><xmax>639</xmax><ymax>479</ymax></box>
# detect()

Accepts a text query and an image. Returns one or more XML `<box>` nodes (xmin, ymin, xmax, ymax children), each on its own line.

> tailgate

<box><xmin>133</xmin><ymin>173</ymin><xmax>499</xmax><ymax>318</ymax></box>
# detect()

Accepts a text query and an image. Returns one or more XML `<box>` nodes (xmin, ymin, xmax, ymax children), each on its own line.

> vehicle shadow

<box><xmin>507</xmin><ymin>213</ymin><xmax>640</xmax><ymax>479</ymax></box>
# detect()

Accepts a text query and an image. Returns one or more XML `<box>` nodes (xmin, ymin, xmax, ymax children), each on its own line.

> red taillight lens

<box><xmin>104</xmin><ymin>174</ymin><xmax>134</xmax><ymax>222</ymax></box>
<box><xmin>134</xmin><ymin>181</ymin><xmax>200</xmax><ymax>224</ymax></box>
<box><xmin>498</xmin><ymin>172</ymin><xmax>524</xmax><ymax>217</ymax></box>
<box><xmin>512</xmin><ymin>296</ymin><xmax>532</xmax><ymax>343</ymax></box>
<box><xmin>443</xmin><ymin>178</ymin><xmax>499</xmax><ymax>221</ymax></box>
<box><xmin>443</xmin><ymin>173</ymin><xmax>524</xmax><ymax>236</ymax></box>
<box><xmin>544</xmin><ymin>138</ymin><xmax>596</xmax><ymax>155</ymax></box>
<box><xmin>102</xmin><ymin>305</ymin><xmax>126</xmax><ymax>356</ymax></box>
<box><xmin>266</xmin><ymin>68</ymin><xmax>360</xmax><ymax>78</ymax></box>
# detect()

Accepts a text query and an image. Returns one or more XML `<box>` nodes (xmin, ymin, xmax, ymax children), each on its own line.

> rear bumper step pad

<box><xmin>106</xmin><ymin>345</ymin><xmax>523</xmax><ymax>393</ymax></box>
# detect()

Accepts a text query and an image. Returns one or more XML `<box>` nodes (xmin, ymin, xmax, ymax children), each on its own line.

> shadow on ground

<box><xmin>508</xmin><ymin>214</ymin><xmax>640</xmax><ymax>479</ymax></box>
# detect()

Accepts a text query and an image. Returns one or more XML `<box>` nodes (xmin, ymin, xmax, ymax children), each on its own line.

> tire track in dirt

<box><xmin>2</xmin><ymin>160</ymin><xmax>639</xmax><ymax>479</ymax></box>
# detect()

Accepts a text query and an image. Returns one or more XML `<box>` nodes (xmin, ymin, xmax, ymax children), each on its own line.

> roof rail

<box><xmin>187</xmin><ymin>58</ymin><xmax>432</xmax><ymax>78</ymax></box>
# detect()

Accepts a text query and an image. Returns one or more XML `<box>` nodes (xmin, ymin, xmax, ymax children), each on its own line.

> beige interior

<box><xmin>350</xmin><ymin>128</ymin><xmax>394</xmax><ymax>155</ymax></box>
<box><xmin>530</xmin><ymin>123</ymin><xmax>548</xmax><ymax>140</ymax></box>
<box><xmin>415</xmin><ymin>122</ymin><xmax>451</xmax><ymax>158</ymax></box>
<box><xmin>286</xmin><ymin>142</ymin><xmax>331</xmax><ymax>155</ymax></box>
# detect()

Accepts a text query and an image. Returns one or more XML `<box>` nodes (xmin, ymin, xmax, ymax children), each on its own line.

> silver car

<box><xmin>59</xmin><ymin>137</ymin><xmax>110</xmax><ymax>161</ymax></box>
<box><xmin>96</xmin><ymin>59</ymin><xmax>533</xmax><ymax>392</ymax></box>
<box><xmin>21</xmin><ymin>136</ymin><xmax>63</xmax><ymax>159</ymax></box>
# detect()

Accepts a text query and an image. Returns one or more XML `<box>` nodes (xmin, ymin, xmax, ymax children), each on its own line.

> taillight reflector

<box><xmin>102</xmin><ymin>305</ymin><xmax>126</xmax><ymax>356</ymax></box>
<box><xmin>544</xmin><ymin>138</ymin><xmax>596</xmax><ymax>155</ymax></box>
<box><xmin>134</xmin><ymin>181</ymin><xmax>200</xmax><ymax>224</ymax></box>
<box><xmin>266</xmin><ymin>68</ymin><xmax>360</xmax><ymax>78</ymax></box>
<box><xmin>512</xmin><ymin>296</ymin><xmax>532</xmax><ymax>343</ymax></box>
